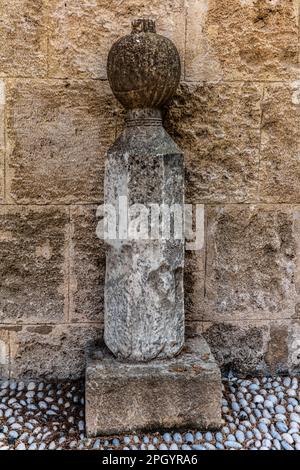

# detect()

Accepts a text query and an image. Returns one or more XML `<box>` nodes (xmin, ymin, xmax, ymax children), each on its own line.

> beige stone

<box><xmin>6</xmin><ymin>79</ymin><xmax>117</xmax><ymax>204</ymax></box>
<box><xmin>165</xmin><ymin>82</ymin><xmax>262</xmax><ymax>203</ymax></box>
<box><xmin>9</xmin><ymin>324</ymin><xmax>103</xmax><ymax>379</ymax></box>
<box><xmin>70</xmin><ymin>205</ymin><xmax>105</xmax><ymax>323</ymax></box>
<box><xmin>186</xmin><ymin>0</ymin><xmax>300</xmax><ymax>81</ymax></box>
<box><xmin>0</xmin><ymin>154</ymin><xmax>3</xmax><ymax>202</ymax></box>
<box><xmin>0</xmin><ymin>0</ymin><xmax>299</xmax><ymax>380</ymax></box>
<box><xmin>265</xmin><ymin>321</ymin><xmax>289</xmax><ymax>374</ymax></box>
<box><xmin>287</xmin><ymin>319</ymin><xmax>300</xmax><ymax>373</ymax></box>
<box><xmin>185</xmin><ymin>247</ymin><xmax>205</xmax><ymax>323</ymax></box>
<box><xmin>204</xmin><ymin>205</ymin><xmax>298</xmax><ymax>322</ymax></box>
<box><xmin>0</xmin><ymin>0</ymin><xmax>47</xmax><ymax>77</ymax></box>
<box><xmin>0</xmin><ymin>328</ymin><xmax>9</xmax><ymax>377</ymax></box>
<box><xmin>0</xmin><ymin>205</ymin><xmax>68</xmax><ymax>323</ymax></box>
<box><xmin>0</xmin><ymin>79</ymin><xmax>5</xmax><ymax>202</ymax></box>
<box><xmin>259</xmin><ymin>83</ymin><xmax>300</xmax><ymax>203</ymax></box>
<box><xmin>48</xmin><ymin>0</ymin><xmax>185</xmax><ymax>79</ymax></box>
<box><xmin>185</xmin><ymin>0</ymin><xmax>223</xmax><ymax>81</ymax></box>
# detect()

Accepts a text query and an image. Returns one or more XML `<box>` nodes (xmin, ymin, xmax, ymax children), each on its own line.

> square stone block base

<box><xmin>85</xmin><ymin>337</ymin><xmax>222</xmax><ymax>436</ymax></box>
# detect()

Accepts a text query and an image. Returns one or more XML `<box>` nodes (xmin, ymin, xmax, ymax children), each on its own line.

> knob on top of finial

<box><xmin>131</xmin><ymin>18</ymin><xmax>156</xmax><ymax>33</ymax></box>
<box><xmin>107</xmin><ymin>19</ymin><xmax>181</xmax><ymax>110</ymax></box>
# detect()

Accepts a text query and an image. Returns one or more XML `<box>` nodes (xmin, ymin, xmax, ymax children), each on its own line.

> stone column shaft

<box><xmin>104</xmin><ymin>109</ymin><xmax>185</xmax><ymax>361</ymax></box>
<box><xmin>103</xmin><ymin>19</ymin><xmax>185</xmax><ymax>362</ymax></box>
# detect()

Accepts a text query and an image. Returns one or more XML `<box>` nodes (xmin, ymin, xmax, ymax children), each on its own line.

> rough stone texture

<box><xmin>185</xmin><ymin>322</ymin><xmax>203</xmax><ymax>339</ymax></box>
<box><xmin>0</xmin><ymin>79</ymin><xmax>4</xmax><ymax>202</ymax></box>
<box><xmin>6</xmin><ymin>79</ymin><xmax>117</xmax><ymax>204</ymax></box>
<box><xmin>203</xmin><ymin>319</ymin><xmax>300</xmax><ymax>376</ymax></box>
<box><xmin>185</xmin><ymin>0</ymin><xmax>300</xmax><ymax>81</ymax></box>
<box><xmin>0</xmin><ymin>328</ymin><xmax>9</xmax><ymax>377</ymax></box>
<box><xmin>0</xmin><ymin>1</ymin><xmax>299</xmax><ymax>379</ymax></box>
<box><xmin>266</xmin><ymin>321</ymin><xmax>289</xmax><ymax>374</ymax></box>
<box><xmin>70</xmin><ymin>205</ymin><xmax>105</xmax><ymax>323</ymax></box>
<box><xmin>203</xmin><ymin>321</ymin><xmax>270</xmax><ymax>376</ymax></box>
<box><xmin>287</xmin><ymin>319</ymin><xmax>300</xmax><ymax>374</ymax></box>
<box><xmin>259</xmin><ymin>83</ymin><xmax>300</xmax><ymax>203</ymax></box>
<box><xmin>165</xmin><ymin>82</ymin><xmax>262</xmax><ymax>203</ymax></box>
<box><xmin>184</xmin><ymin>248</ymin><xmax>205</xmax><ymax>323</ymax></box>
<box><xmin>0</xmin><ymin>0</ymin><xmax>47</xmax><ymax>78</ymax></box>
<box><xmin>104</xmin><ymin>123</ymin><xmax>185</xmax><ymax>361</ymax></box>
<box><xmin>0</xmin><ymin>205</ymin><xmax>68</xmax><ymax>324</ymax></box>
<box><xmin>86</xmin><ymin>336</ymin><xmax>222</xmax><ymax>436</ymax></box>
<box><xmin>204</xmin><ymin>205</ymin><xmax>298</xmax><ymax>322</ymax></box>
<box><xmin>103</xmin><ymin>21</ymin><xmax>187</xmax><ymax>363</ymax></box>
<box><xmin>48</xmin><ymin>0</ymin><xmax>185</xmax><ymax>79</ymax></box>
<box><xmin>107</xmin><ymin>20</ymin><xmax>181</xmax><ymax>109</ymax></box>
<box><xmin>9</xmin><ymin>324</ymin><xmax>102</xmax><ymax>380</ymax></box>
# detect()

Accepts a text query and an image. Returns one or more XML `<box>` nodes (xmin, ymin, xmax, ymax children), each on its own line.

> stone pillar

<box><xmin>85</xmin><ymin>19</ymin><xmax>222</xmax><ymax>436</ymax></box>
<box><xmin>104</xmin><ymin>18</ymin><xmax>184</xmax><ymax>362</ymax></box>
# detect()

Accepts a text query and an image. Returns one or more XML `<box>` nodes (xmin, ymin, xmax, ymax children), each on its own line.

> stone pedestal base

<box><xmin>85</xmin><ymin>337</ymin><xmax>222</xmax><ymax>436</ymax></box>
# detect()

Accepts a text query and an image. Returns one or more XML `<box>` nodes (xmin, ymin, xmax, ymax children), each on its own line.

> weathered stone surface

<box><xmin>86</xmin><ymin>336</ymin><xmax>222</xmax><ymax>436</ymax></box>
<box><xmin>203</xmin><ymin>321</ymin><xmax>270</xmax><ymax>375</ymax></box>
<box><xmin>265</xmin><ymin>321</ymin><xmax>289</xmax><ymax>374</ymax></box>
<box><xmin>0</xmin><ymin>1</ymin><xmax>299</xmax><ymax>380</ymax></box>
<box><xmin>6</xmin><ymin>79</ymin><xmax>116</xmax><ymax>204</ymax></box>
<box><xmin>259</xmin><ymin>83</ymin><xmax>300</xmax><ymax>203</ymax></box>
<box><xmin>204</xmin><ymin>205</ymin><xmax>298</xmax><ymax>322</ymax></box>
<box><xmin>104</xmin><ymin>122</ymin><xmax>185</xmax><ymax>361</ymax></box>
<box><xmin>0</xmin><ymin>205</ymin><xmax>68</xmax><ymax>323</ymax></box>
<box><xmin>0</xmin><ymin>328</ymin><xmax>9</xmax><ymax>377</ymax></box>
<box><xmin>165</xmin><ymin>82</ymin><xmax>262</xmax><ymax>203</ymax></box>
<box><xmin>0</xmin><ymin>80</ymin><xmax>5</xmax><ymax>202</ymax></box>
<box><xmin>101</xmin><ymin>21</ymin><xmax>188</xmax><ymax>369</ymax></box>
<box><xmin>287</xmin><ymin>320</ymin><xmax>300</xmax><ymax>374</ymax></box>
<box><xmin>203</xmin><ymin>319</ymin><xmax>300</xmax><ymax>375</ymax></box>
<box><xmin>70</xmin><ymin>205</ymin><xmax>105</xmax><ymax>323</ymax></box>
<box><xmin>107</xmin><ymin>19</ymin><xmax>181</xmax><ymax>109</ymax></box>
<box><xmin>185</xmin><ymin>0</ymin><xmax>223</xmax><ymax>82</ymax></box>
<box><xmin>185</xmin><ymin>321</ymin><xmax>203</xmax><ymax>339</ymax></box>
<box><xmin>0</xmin><ymin>158</ymin><xmax>3</xmax><ymax>203</ymax></box>
<box><xmin>184</xmin><ymin>248</ymin><xmax>205</xmax><ymax>323</ymax></box>
<box><xmin>185</xmin><ymin>0</ymin><xmax>300</xmax><ymax>81</ymax></box>
<box><xmin>48</xmin><ymin>0</ymin><xmax>185</xmax><ymax>79</ymax></box>
<box><xmin>0</xmin><ymin>0</ymin><xmax>47</xmax><ymax>77</ymax></box>
<box><xmin>10</xmin><ymin>324</ymin><xmax>102</xmax><ymax>379</ymax></box>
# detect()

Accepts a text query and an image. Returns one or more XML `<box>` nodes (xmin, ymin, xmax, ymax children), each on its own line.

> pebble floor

<box><xmin>0</xmin><ymin>376</ymin><xmax>299</xmax><ymax>450</ymax></box>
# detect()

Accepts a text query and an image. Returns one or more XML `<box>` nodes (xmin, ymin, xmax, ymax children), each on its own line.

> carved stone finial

<box><xmin>107</xmin><ymin>19</ymin><xmax>181</xmax><ymax>110</ymax></box>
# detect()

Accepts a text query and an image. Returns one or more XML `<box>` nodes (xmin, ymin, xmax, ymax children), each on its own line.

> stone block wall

<box><xmin>0</xmin><ymin>0</ymin><xmax>299</xmax><ymax>379</ymax></box>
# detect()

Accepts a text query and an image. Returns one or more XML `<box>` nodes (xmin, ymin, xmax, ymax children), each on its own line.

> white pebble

<box><xmin>282</xmin><ymin>433</ymin><xmax>294</xmax><ymax>445</ymax></box>
<box><xmin>27</xmin><ymin>382</ymin><xmax>36</xmax><ymax>391</ymax></box>
<box><xmin>16</xmin><ymin>443</ymin><xmax>26</xmax><ymax>450</ymax></box>
<box><xmin>254</xmin><ymin>395</ymin><xmax>264</xmax><ymax>404</ymax></box>
<box><xmin>78</xmin><ymin>421</ymin><xmax>85</xmax><ymax>432</ymax></box>
<box><xmin>283</xmin><ymin>378</ymin><xmax>291</xmax><ymax>387</ymax></box>
<box><xmin>290</xmin><ymin>413</ymin><xmax>300</xmax><ymax>424</ymax></box>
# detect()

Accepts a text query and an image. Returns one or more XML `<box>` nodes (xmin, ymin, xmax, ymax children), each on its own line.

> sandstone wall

<box><xmin>0</xmin><ymin>0</ymin><xmax>299</xmax><ymax>379</ymax></box>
